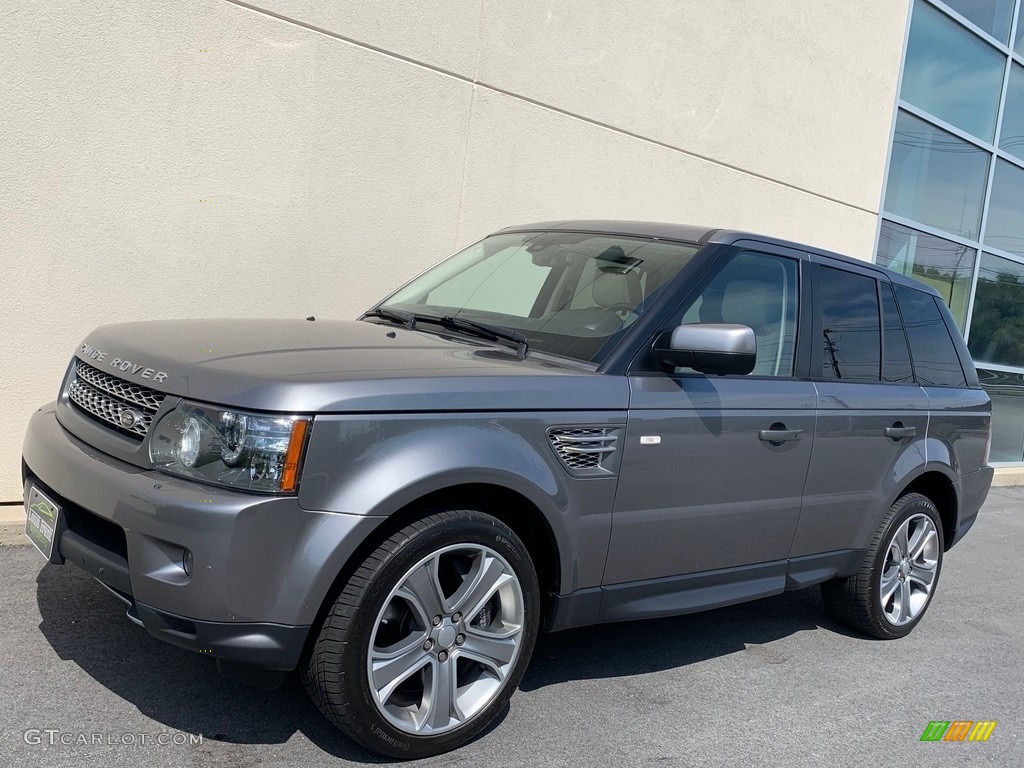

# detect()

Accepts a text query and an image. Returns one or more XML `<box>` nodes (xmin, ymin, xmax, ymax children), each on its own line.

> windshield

<box><xmin>373</xmin><ymin>231</ymin><xmax>701</xmax><ymax>363</ymax></box>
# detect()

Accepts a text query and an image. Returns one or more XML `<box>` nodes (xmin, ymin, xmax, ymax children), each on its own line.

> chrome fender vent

<box><xmin>547</xmin><ymin>427</ymin><xmax>621</xmax><ymax>477</ymax></box>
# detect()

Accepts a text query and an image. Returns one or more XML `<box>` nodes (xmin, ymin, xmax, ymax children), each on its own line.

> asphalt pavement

<box><xmin>2</xmin><ymin>488</ymin><xmax>1022</xmax><ymax>767</ymax></box>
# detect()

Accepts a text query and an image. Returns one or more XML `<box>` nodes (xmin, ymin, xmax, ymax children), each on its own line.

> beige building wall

<box><xmin>0</xmin><ymin>0</ymin><xmax>909</xmax><ymax>501</ymax></box>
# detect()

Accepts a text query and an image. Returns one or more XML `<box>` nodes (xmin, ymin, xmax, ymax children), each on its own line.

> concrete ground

<box><xmin>1</xmin><ymin>489</ymin><xmax>1021</xmax><ymax>767</ymax></box>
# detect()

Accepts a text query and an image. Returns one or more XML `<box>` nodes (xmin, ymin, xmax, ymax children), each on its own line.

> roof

<box><xmin>496</xmin><ymin>220</ymin><xmax>718</xmax><ymax>244</ymax></box>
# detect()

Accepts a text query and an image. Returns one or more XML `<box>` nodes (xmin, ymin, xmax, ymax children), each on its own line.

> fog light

<box><xmin>183</xmin><ymin>549</ymin><xmax>193</xmax><ymax>577</ymax></box>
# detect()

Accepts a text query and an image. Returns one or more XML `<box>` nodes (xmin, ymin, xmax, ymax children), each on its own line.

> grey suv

<box><xmin>22</xmin><ymin>221</ymin><xmax>993</xmax><ymax>757</ymax></box>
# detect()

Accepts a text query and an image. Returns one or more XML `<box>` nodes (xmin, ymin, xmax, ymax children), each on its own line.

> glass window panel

<box><xmin>984</xmin><ymin>160</ymin><xmax>1024</xmax><ymax>258</ymax></box>
<box><xmin>882</xmin><ymin>283</ymin><xmax>915</xmax><ymax>383</ymax></box>
<box><xmin>977</xmin><ymin>368</ymin><xmax>1024</xmax><ymax>461</ymax></box>
<box><xmin>942</xmin><ymin>0</ymin><xmax>1014</xmax><ymax>43</ymax></box>
<box><xmin>677</xmin><ymin>252</ymin><xmax>799</xmax><ymax>377</ymax></box>
<box><xmin>884</xmin><ymin>111</ymin><xmax>989</xmax><ymax>240</ymax></box>
<box><xmin>894</xmin><ymin>286</ymin><xmax>967</xmax><ymax>387</ymax></box>
<box><xmin>1017</xmin><ymin>8</ymin><xmax>1024</xmax><ymax>54</ymax></box>
<box><xmin>875</xmin><ymin>220</ymin><xmax>975</xmax><ymax>329</ymax></box>
<box><xmin>1002</xmin><ymin>65</ymin><xmax>1024</xmax><ymax>162</ymax></box>
<box><xmin>424</xmin><ymin>243</ymin><xmax>552</xmax><ymax>316</ymax></box>
<box><xmin>968</xmin><ymin>253</ymin><xmax>1024</xmax><ymax>367</ymax></box>
<box><xmin>819</xmin><ymin>267</ymin><xmax>881</xmax><ymax>381</ymax></box>
<box><xmin>902</xmin><ymin>1</ymin><xmax>1004</xmax><ymax>140</ymax></box>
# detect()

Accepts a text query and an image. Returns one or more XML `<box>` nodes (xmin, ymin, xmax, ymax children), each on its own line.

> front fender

<box><xmin>298</xmin><ymin>412</ymin><xmax>624</xmax><ymax>593</ymax></box>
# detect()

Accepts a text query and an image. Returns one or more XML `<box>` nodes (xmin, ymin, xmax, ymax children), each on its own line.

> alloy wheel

<box><xmin>366</xmin><ymin>543</ymin><xmax>525</xmax><ymax>735</ymax></box>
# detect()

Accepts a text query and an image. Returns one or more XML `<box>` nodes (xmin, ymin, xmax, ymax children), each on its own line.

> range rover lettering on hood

<box><xmin>80</xmin><ymin>343</ymin><xmax>168</xmax><ymax>383</ymax></box>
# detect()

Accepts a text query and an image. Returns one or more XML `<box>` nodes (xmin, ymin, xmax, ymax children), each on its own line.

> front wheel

<box><xmin>821</xmin><ymin>493</ymin><xmax>944</xmax><ymax>639</ymax></box>
<box><xmin>302</xmin><ymin>509</ymin><xmax>540</xmax><ymax>758</ymax></box>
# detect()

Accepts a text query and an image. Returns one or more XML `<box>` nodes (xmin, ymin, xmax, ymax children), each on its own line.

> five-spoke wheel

<box><xmin>368</xmin><ymin>544</ymin><xmax>526</xmax><ymax>735</ymax></box>
<box><xmin>302</xmin><ymin>509</ymin><xmax>539</xmax><ymax>759</ymax></box>
<box><xmin>822</xmin><ymin>492</ymin><xmax>944</xmax><ymax>639</ymax></box>
<box><xmin>878</xmin><ymin>512</ymin><xmax>940</xmax><ymax>626</ymax></box>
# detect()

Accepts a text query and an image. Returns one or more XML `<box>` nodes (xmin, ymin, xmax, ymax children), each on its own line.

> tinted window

<box><xmin>678</xmin><ymin>252</ymin><xmax>798</xmax><ymax>376</ymax></box>
<box><xmin>881</xmin><ymin>283</ymin><xmax>914</xmax><ymax>383</ymax></box>
<box><xmin>984</xmin><ymin>159</ymin><xmax>1024</xmax><ymax>258</ymax></box>
<box><xmin>875</xmin><ymin>219</ymin><xmax>974</xmax><ymax>330</ymax></box>
<box><xmin>968</xmin><ymin>252</ymin><xmax>1024</xmax><ymax>367</ymax></box>
<box><xmin>884</xmin><ymin>110</ymin><xmax>989</xmax><ymax>240</ymax></box>
<box><xmin>819</xmin><ymin>267</ymin><xmax>881</xmax><ymax>381</ymax></box>
<box><xmin>902</xmin><ymin>0</ymin><xmax>1004</xmax><ymax>141</ymax></box>
<box><xmin>894</xmin><ymin>285</ymin><xmax>967</xmax><ymax>387</ymax></box>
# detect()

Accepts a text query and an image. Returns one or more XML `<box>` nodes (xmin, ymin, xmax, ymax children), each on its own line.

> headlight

<box><xmin>149</xmin><ymin>402</ymin><xmax>311</xmax><ymax>494</ymax></box>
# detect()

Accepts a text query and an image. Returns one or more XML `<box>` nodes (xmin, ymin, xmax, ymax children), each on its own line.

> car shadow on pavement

<box><xmin>34</xmin><ymin>563</ymin><xmax>391</xmax><ymax>763</ymax></box>
<box><xmin>521</xmin><ymin>587</ymin><xmax>857</xmax><ymax>692</ymax></box>
<box><xmin>35</xmin><ymin>562</ymin><xmax>854</xmax><ymax>762</ymax></box>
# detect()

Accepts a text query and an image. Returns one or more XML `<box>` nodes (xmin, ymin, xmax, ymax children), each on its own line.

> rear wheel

<box><xmin>302</xmin><ymin>509</ymin><xmax>540</xmax><ymax>758</ymax></box>
<box><xmin>821</xmin><ymin>493</ymin><xmax>944</xmax><ymax>639</ymax></box>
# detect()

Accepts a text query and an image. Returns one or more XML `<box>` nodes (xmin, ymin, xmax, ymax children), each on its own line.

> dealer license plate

<box><xmin>25</xmin><ymin>485</ymin><xmax>61</xmax><ymax>561</ymax></box>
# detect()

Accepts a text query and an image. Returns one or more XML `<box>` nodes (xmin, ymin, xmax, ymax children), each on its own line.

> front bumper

<box><xmin>22</xmin><ymin>404</ymin><xmax>384</xmax><ymax>671</ymax></box>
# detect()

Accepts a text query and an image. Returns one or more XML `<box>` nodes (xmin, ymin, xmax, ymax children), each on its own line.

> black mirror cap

<box><xmin>653</xmin><ymin>323</ymin><xmax>756</xmax><ymax>375</ymax></box>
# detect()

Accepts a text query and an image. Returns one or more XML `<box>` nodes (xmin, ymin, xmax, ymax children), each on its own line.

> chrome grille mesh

<box><xmin>75</xmin><ymin>360</ymin><xmax>164</xmax><ymax>410</ymax></box>
<box><xmin>67</xmin><ymin>361</ymin><xmax>166</xmax><ymax>439</ymax></box>
<box><xmin>548</xmin><ymin>427</ymin><xmax>618</xmax><ymax>475</ymax></box>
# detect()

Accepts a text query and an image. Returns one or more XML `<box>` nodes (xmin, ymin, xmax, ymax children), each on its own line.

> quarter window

<box><xmin>819</xmin><ymin>267</ymin><xmax>881</xmax><ymax>381</ymax></box>
<box><xmin>895</xmin><ymin>285</ymin><xmax>967</xmax><ymax>387</ymax></box>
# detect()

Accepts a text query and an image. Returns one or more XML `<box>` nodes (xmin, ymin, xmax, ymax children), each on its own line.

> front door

<box><xmin>602</xmin><ymin>248</ymin><xmax>814</xmax><ymax>618</ymax></box>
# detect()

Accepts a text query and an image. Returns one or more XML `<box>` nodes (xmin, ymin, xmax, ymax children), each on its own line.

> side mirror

<box><xmin>653</xmin><ymin>324</ymin><xmax>756</xmax><ymax>375</ymax></box>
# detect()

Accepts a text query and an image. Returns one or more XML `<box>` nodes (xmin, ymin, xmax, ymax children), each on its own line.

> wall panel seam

<box><xmin>224</xmin><ymin>0</ymin><xmax>879</xmax><ymax>216</ymax></box>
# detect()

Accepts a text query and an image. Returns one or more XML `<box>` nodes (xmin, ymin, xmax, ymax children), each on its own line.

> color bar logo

<box><xmin>920</xmin><ymin>721</ymin><xmax>997</xmax><ymax>742</ymax></box>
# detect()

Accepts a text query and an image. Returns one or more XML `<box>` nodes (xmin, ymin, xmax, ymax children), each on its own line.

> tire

<box><xmin>821</xmin><ymin>493</ymin><xmax>944</xmax><ymax>640</ymax></box>
<box><xmin>302</xmin><ymin>509</ymin><xmax>540</xmax><ymax>759</ymax></box>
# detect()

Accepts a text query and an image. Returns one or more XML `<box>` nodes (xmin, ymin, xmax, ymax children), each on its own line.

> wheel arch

<box><xmin>301</xmin><ymin>479</ymin><xmax>567</xmax><ymax>664</ymax></box>
<box><xmin>388</xmin><ymin>483</ymin><xmax>562</xmax><ymax>612</ymax></box>
<box><xmin>893</xmin><ymin>467</ymin><xmax>959</xmax><ymax>551</ymax></box>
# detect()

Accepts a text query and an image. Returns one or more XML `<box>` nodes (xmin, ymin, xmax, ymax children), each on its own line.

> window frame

<box><xmin>627</xmin><ymin>243</ymin><xmax>811</xmax><ymax>379</ymax></box>
<box><xmin>880</xmin><ymin>280</ymin><xmax>918</xmax><ymax>385</ymax></box>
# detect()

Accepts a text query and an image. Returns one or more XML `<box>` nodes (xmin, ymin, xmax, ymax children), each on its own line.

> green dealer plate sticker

<box><xmin>25</xmin><ymin>486</ymin><xmax>61</xmax><ymax>561</ymax></box>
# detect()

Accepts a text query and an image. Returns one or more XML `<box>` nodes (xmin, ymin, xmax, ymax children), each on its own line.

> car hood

<box><xmin>74</xmin><ymin>318</ymin><xmax>628</xmax><ymax>412</ymax></box>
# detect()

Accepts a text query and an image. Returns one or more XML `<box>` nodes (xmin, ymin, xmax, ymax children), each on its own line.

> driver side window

<box><xmin>678</xmin><ymin>252</ymin><xmax>799</xmax><ymax>377</ymax></box>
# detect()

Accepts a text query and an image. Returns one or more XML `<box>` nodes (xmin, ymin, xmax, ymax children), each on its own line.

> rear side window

<box><xmin>819</xmin><ymin>266</ymin><xmax>881</xmax><ymax>381</ymax></box>
<box><xmin>881</xmin><ymin>283</ymin><xmax>914</xmax><ymax>383</ymax></box>
<box><xmin>894</xmin><ymin>285</ymin><xmax>967</xmax><ymax>387</ymax></box>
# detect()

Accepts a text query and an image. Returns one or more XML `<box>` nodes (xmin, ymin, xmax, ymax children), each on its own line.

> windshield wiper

<box><xmin>364</xmin><ymin>308</ymin><xmax>529</xmax><ymax>359</ymax></box>
<box><xmin>438</xmin><ymin>315</ymin><xmax>529</xmax><ymax>360</ymax></box>
<box><xmin>364</xmin><ymin>307</ymin><xmax>418</xmax><ymax>329</ymax></box>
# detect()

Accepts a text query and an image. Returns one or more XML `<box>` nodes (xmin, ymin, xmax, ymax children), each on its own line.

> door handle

<box><xmin>884</xmin><ymin>425</ymin><xmax>917</xmax><ymax>440</ymax></box>
<box><xmin>759</xmin><ymin>428</ymin><xmax>803</xmax><ymax>443</ymax></box>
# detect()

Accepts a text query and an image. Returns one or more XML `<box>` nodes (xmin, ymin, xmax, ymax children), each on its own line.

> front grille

<box><xmin>67</xmin><ymin>360</ymin><xmax>166</xmax><ymax>440</ymax></box>
<box><xmin>548</xmin><ymin>427</ymin><xmax>619</xmax><ymax>476</ymax></box>
<box><xmin>74</xmin><ymin>360</ymin><xmax>164</xmax><ymax>410</ymax></box>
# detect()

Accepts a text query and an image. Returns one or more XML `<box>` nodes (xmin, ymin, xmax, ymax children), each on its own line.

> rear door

<box><xmin>791</xmin><ymin>260</ymin><xmax>929</xmax><ymax>559</ymax></box>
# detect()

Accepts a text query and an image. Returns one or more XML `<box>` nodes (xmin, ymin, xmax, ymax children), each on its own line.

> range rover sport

<box><xmin>22</xmin><ymin>221</ymin><xmax>993</xmax><ymax>758</ymax></box>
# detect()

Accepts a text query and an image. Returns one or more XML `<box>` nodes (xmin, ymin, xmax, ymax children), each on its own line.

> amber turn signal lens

<box><xmin>280</xmin><ymin>419</ymin><xmax>309</xmax><ymax>492</ymax></box>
